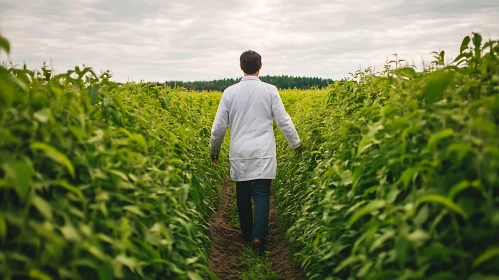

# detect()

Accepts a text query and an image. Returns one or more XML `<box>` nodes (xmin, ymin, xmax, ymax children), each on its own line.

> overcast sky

<box><xmin>1</xmin><ymin>0</ymin><xmax>498</xmax><ymax>82</ymax></box>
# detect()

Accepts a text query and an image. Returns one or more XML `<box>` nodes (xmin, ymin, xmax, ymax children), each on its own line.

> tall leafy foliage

<box><xmin>273</xmin><ymin>33</ymin><xmax>499</xmax><ymax>279</ymax></box>
<box><xmin>0</xmin><ymin>35</ymin><xmax>229</xmax><ymax>279</ymax></box>
<box><xmin>1</xmin><ymin>31</ymin><xmax>498</xmax><ymax>280</ymax></box>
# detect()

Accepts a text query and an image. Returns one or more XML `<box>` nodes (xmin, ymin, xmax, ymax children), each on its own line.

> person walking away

<box><xmin>210</xmin><ymin>50</ymin><xmax>301</xmax><ymax>252</ymax></box>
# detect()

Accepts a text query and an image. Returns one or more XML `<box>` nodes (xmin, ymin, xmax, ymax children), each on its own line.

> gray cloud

<box><xmin>1</xmin><ymin>0</ymin><xmax>498</xmax><ymax>82</ymax></box>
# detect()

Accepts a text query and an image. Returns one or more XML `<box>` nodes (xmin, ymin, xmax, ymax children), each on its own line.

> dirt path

<box><xmin>207</xmin><ymin>179</ymin><xmax>303</xmax><ymax>280</ymax></box>
<box><xmin>267</xmin><ymin>190</ymin><xmax>304</xmax><ymax>280</ymax></box>
<box><xmin>207</xmin><ymin>179</ymin><xmax>246</xmax><ymax>280</ymax></box>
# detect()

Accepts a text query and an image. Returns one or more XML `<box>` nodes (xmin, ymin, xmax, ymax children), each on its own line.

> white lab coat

<box><xmin>210</xmin><ymin>76</ymin><xmax>301</xmax><ymax>181</ymax></box>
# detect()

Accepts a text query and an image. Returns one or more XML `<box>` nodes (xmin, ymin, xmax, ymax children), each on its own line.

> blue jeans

<box><xmin>236</xmin><ymin>179</ymin><xmax>271</xmax><ymax>243</ymax></box>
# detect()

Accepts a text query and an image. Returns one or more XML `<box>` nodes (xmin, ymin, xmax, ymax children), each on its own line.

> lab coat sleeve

<box><xmin>210</xmin><ymin>93</ymin><xmax>229</xmax><ymax>155</ymax></box>
<box><xmin>271</xmin><ymin>87</ymin><xmax>301</xmax><ymax>149</ymax></box>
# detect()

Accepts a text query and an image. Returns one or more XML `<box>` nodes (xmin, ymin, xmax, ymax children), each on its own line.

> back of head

<box><xmin>240</xmin><ymin>50</ymin><xmax>262</xmax><ymax>75</ymax></box>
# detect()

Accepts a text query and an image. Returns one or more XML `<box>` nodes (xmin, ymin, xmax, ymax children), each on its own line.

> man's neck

<box><xmin>243</xmin><ymin>72</ymin><xmax>259</xmax><ymax>77</ymax></box>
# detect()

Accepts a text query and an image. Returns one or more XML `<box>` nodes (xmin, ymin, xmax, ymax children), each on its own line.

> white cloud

<box><xmin>1</xmin><ymin>0</ymin><xmax>498</xmax><ymax>82</ymax></box>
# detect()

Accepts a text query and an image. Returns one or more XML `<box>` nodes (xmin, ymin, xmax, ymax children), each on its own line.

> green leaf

<box><xmin>399</xmin><ymin>167</ymin><xmax>419</xmax><ymax>190</ymax></box>
<box><xmin>44</xmin><ymin>70</ymin><xmax>51</xmax><ymax>82</ymax></box>
<box><xmin>12</xmin><ymin>73</ymin><xmax>30</xmax><ymax>92</ymax></box>
<box><xmin>471</xmin><ymin>117</ymin><xmax>496</xmax><ymax>135</ymax></box>
<box><xmin>357</xmin><ymin>260</ymin><xmax>374</xmax><ymax>278</ymax></box>
<box><xmin>97</xmin><ymin>264</ymin><xmax>113</xmax><ymax>280</ymax></box>
<box><xmin>369</xmin><ymin>229</ymin><xmax>395</xmax><ymax>252</ymax></box>
<box><xmin>31</xmin><ymin>195</ymin><xmax>53</xmax><ymax>220</ymax></box>
<box><xmin>413</xmin><ymin>204</ymin><xmax>429</xmax><ymax>227</ymax></box>
<box><xmin>186</xmin><ymin>257</ymin><xmax>199</xmax><ymax>265</ymax></box>
<box><xmin>199</xmin><ymin>127</ymin><xmax>210</xmax><ymax>137</ymax></box>
<box><xmin>123</xmin><ymin>205</ymin><xmax>146</xmax><ymax>217</ymax></box>
<box><xmin>387</xmin><ymin>187</ymin><xmax>400</xmax><ymax>203</ymax></box>
<box><xmin>130</xmin><ymin>133</ymin><xmax>147</xmax><ymax>150</ymax></box>
<box><xmin>3</xmin><ymin>160</ymin><xmax>33</xmax><ymax>200</ymax></box>
<box><xmin>34</xmin><ymin>108</ymin><xmax>51</xmax><ymax>123</ymax></box>
<box><xmin>0</xmin><ymin>35</ymin><xmax>10</xmax><ymax>54</ymax></box>
<box><xmin>421</xmin><ymin>242</ymin><xmax>456</xmax><ymax>263</ymax></box>
<box><xmin>0</xmin><ymin>214</ymin><xmax>6</xmax><ymax>242</ymax></box>
<box><xmin>53</xmin><ymin>180</ymin><xmax>84</xmax><ymax>200</ymax></box>
<box><xmin>197</xmin><ymin>265</ymin><xmax>221</xmax><ymax>280</ymax></box>
<box><xmin>460</xmin><ymin>35</ymin><xmax>471</xmax><ymax>53</ymax></box>
<box><xmin>313</xmin><ymin>233</ymin><xmax>321</xmax><ymax>249</ymax></box>
<box><xmin>334</xmin><ymin>255</ymin><xmax>365</xmax><ymax>273</ymax></box>
<box><xmin>427</xmin><ymin>128</ymin><xmax>454</xmax><ymax>149</ymax></box>
<box><xmin>422</xmin><ymin>70</ymin><xmax>455</xmax><ymax>104</ymax></box>
<box><xmin>84</xmin><ymin>245</ymin><xmax>107</xmax><ymax>262</ymax></box>
<box><xmin>151</xmin><ymin>258</ymin><xmax>185</xmax><ymax>274</ymax></box>
<box><xmin>395</xmin><ymin>235</ymin><xmax>409</xmax><ymax>267</ymax></box>
<box><xmin>357</xmin><ymin>135</ymin><xmax>377</xmax><ymax>156</ymax></box>
<box><xmin>472</xmin><ymin>32</ymin><xmax>482</xmax><ymax>53</ymax></box>
<box><xmin>109</xmin><ymin>169</ymin><xmax>129</xmax><ymax>182</ymax></box>
<box><xmin>348</xmin><ymin>200</ymin><xmax>386</xmax><ymax>226</ymax></box>
<box><xmin>473</xmin><ymin>247</ymin><xmax>499</xmax><ymax>267</ymax></box>
<box><xmin>30</xmin><ymin>142</ymin><xmax>75</xmax><ymax>178</ymax></box>
<box><xmin>29</xmin><ymin>269</ymin><xmax>52</xmax><ymax>280</ymax></box>
<box><xmin>0</xmin><ymin>78</ymin><xmax>15</xmax><ymax>107</ymax></box>
<box><xmin>483</xmin><ymin>40</ymin><xmax>494</xmax><ymax>51</ymax></box>
<box><xmin>446</xmin><ymin>143</ymin><xmax>473</xmax><ymax>162</ymax></box>
<box><xmin>453</xmin><ymin>53</ymin><xmax>469</xmax><ymax>65</ymax></box>
<box><xmin>448</xmin><ymin>180</ymin><xmax>480</xmax><ymax>200</ymax></box>
<box><xmin>407</xmin><ymin>229</ymin><xmax>430</xmax><ymax>247</ymax></box>
<box><xmin>89</xmin><ymin>84</ymin><xmax>99</xmax><ymax>105</ymax></box>
<box><xmin>469</xmin><ymin>274</ymin><xmax>499</xmax><ymax>280</ymax></box>
<box><xmin>187</xmin><ymin>271</ymin><xmax>204</xmax><ymax>280</ymax></box>
<box><xmin>416</xmin><ymin>194</ymin><xmax>468</xmax><ymax>219</ymax></box>
<box><xmin>120</xmin><ymin>128</ymin><xmax>148</xmax><ymax>150</ymax></box>
<box><xmin>60</xmin><ymin>222</ymin><xmax>80</xmax><ymax>242</ymax></box>
<box><xmin>116</xmin><ymin>254</ymin><xmax>137</xmax><ymax>271</ymax></box>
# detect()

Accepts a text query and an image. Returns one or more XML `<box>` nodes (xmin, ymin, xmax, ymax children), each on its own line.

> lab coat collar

<box><xmin>241</xmin><ymin>76</ymin><xmax>260</xmax><ymax>81</ymax></box>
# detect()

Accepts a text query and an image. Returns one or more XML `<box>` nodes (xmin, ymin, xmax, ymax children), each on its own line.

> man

<box><xmin>210</xmin><ymin>50</ymin><xmax>301</xmax><ymax>252</ymax></box>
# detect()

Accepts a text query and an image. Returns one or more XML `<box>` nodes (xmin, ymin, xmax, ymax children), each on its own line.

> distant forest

<box><xmin>161</xmin><ymin>75</ymin><xmax>335</xmax><ymax>91</ymax></box>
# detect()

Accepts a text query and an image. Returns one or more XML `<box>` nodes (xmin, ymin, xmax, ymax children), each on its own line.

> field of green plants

<box><xmin>0</xmin><ymin>35</ymin><xmax>230</xmax><ymax>279</ymax></box>
<box><xmin>0</xmin><ymin>32</ymin><xmax>498</xmax><ymax>280</ymax></box>
<box><xmin>274</xmin><ymin>33</ymin><xmax>499</xmax><ymax>279</ymax></box>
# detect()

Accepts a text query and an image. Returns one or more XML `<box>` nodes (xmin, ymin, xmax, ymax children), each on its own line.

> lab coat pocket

<box><xmin>230</xmin><ymin>159</ymin><xmax>245</xmax><ymax>181</ymax></box>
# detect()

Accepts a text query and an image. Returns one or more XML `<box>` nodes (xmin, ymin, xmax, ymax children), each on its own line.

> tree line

<box><xmin>161</xmin><ymin>75</ymin><xmax>335</xmax><ymax>91</ymax></box>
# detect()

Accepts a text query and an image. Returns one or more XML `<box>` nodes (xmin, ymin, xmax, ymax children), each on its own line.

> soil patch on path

<box><xmin>266</xmin><ymin>190</ymin><xmax>304</xmax><ymax>280</ymax></box>
<box><xmin>207</xmin><ymin>179</ymin><xmax>245</xmax><ymax>280</ymax></box>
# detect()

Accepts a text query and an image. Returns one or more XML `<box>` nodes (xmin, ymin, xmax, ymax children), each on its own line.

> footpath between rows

<box><xmin>207</xmin><ymin>179</ymin><xmax>303</xmax><ymax>280</ymax></box>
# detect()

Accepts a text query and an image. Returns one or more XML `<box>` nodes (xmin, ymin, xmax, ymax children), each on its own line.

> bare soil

<box><xmin>267</xmin><ymin>191</ymin><xmax>304</xmax><ymax>280</ymax></box>
<box><xmin>207</xmin><ymin>179</ymin><xmax>245</xmax><ymax>280</ymax></box>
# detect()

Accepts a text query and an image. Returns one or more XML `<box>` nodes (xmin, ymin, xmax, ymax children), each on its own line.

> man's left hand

<box><xmin>211</xmin><ymin>154</ymin><xmax>219</xmax><ymax>163</ymax></box>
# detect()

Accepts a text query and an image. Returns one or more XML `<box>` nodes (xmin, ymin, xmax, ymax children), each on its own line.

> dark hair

<box><xmin>240</xmin><ymin>50</ymin><xmax>262</xmax><ymax>74</ymax></box>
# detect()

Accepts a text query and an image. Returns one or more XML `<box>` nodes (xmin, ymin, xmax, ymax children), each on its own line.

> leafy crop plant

<box><xmin>0</xmin><ymin>35</ymin><xmax>229</xmax><ymax>280</ymax></box>
<box><xmin>273</xmin><ymin>33</ymin><xmax>499</xmax><ymax>280</ymax></box>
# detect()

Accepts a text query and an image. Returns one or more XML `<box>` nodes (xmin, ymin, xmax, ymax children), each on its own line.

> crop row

<box><xmin>273</xmin><ymin>33</ymin><xmax>499</xmax><ymax>279</ymax></box>
<box><xmin>0</xmin><ymin>36</ymin><xmax>229</xmax><ymax>279</ymax></box>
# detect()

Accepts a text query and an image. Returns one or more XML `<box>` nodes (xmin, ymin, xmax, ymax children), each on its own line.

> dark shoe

<box><xmin>243</xmin><ymin>236</ymin><xmax>252</xmax><ymax>244</ymax></box>
<box><xmin>242</xmin><ymin>231</ymin><xmax>252</xmax><ymax>244</ymax></box>
<box><xmin>251</xmin><ymin>238</ymin><xmax>265</xmax><ymax>255</ymax></box>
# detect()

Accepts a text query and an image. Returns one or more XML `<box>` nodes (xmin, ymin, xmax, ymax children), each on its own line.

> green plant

<box><xmin>0</xmin><ymin>35</ymin><xmax>229</xmax><ymax>279</ymax></box>
<box><xmin>2</xmin><ymin>31</ymin><xmax>498</xmax><ymax>280</ymax></box>
<box><xmin>239</xmin><ymin>247</ymin><xmax>281</xmax><ymax>280</ymax></box>
<box><xmin>273</xmin><ymin>33</ymin><xmax>499</xmax><ymax>279</ymax></box>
